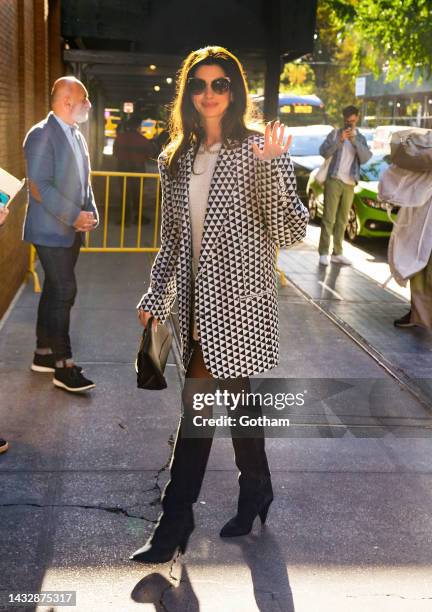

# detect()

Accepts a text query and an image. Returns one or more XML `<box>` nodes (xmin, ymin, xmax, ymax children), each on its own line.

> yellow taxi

<box><xmin>104</xmin><ymin>108</ymin><xmax>121</xmax><ymax>138</ymax></box>
<box><xmin>140</xmin><ymin>118</ymin><xmax>165</xmax><ymax>140</ymax></box>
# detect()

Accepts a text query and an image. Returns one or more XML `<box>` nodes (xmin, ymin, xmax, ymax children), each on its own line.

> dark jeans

<box><xmin>34</xmin><ymin>234</ymin><xmax>81</xmax><ymax>361</ymax></box>
<box><xmin>161</xmin><ymin>341</ymin><xmax>272</xmax><ymax>512</ymax></box>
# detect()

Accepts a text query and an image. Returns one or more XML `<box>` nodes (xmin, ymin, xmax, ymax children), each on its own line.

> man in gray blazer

<box><xmin>23</xmin><ymin>76</ymin><xmax>98</xmax><ymax>393</ymax></box>
<box><xmin>318</xmin><ymin>105</ymin><xmax>372</xmax><ymax>266</ymax></box>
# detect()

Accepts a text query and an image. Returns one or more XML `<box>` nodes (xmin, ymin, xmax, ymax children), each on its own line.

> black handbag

<box><xmin>135</xmin><ymin>317</ymin><xmax>172</xmax><ymax>390</ymax></box>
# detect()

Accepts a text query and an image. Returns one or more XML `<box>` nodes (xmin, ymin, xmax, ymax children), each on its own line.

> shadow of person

<box><xmin>317</xmin><ymin>263</ymin><xmax>328</xmax><ymax>281</ymax></box>
<box><xmin>318</xmin><ymin>263</ymin><xmax>343</xmax><ymax>301</ymax></box>
<box><xmin>131</xmin><ymin>563</ymin><xmax>199</xmax><ymax>611</ymax></box>
<box><xmin>223</xmin><ymin>530</ymin><xmax>295</xmax><ymax>612</ymax></box>
<box><xmin>326</xmin><ymin>262</ymin><xmax>343</xmax><ymax>287</ymax></box>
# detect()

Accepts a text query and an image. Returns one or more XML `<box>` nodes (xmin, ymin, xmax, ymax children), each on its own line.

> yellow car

<box><xmin>140</xmin><ymin>118</ymin><xmax>164</xmax><ymax>140</ymax></box>
<box><xmin>104</xmin><ymin>109</ymin><xmax>121</xmax><ymax>138</ymax></box>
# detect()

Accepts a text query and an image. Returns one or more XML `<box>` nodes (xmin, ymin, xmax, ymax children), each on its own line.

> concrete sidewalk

<box><xmin>278</xmin><ymin>228</ymin><xmax>432</xmax><ymax>408</ymax></box>
<box><xmin>1</xmin><ymin>251</ymin><xmax>432</xmax><ymax>611</ymax></box>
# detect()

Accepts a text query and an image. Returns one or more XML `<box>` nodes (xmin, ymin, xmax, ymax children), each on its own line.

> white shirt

<box><xmin>188</xmin><ymin>142</ymin><xmax>222</xmax><ymax>339</ymax></box>
<box><xmin>53</xmin><ymin>113</ymin><xmax>86</xmax><ymax>201</ymax></box>
<box><xmin>336</xmin><ymin>137</ymin><xmax>356</xmax><ymax>186</ymax></box>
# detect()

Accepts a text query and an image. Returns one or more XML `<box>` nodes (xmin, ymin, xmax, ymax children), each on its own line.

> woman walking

<box><xmin>131</xmin><ymin>46</ymin><xmax>309</xmax><ymax>563</ymax></box>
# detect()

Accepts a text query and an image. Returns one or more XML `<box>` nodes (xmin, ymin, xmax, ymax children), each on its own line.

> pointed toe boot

<box><xmin>130</xmin><ymin>509</ymin><xmax>194</xmax><ymax>563</ymax></box>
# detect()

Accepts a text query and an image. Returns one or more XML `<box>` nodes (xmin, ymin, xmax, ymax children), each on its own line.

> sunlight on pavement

<box><xmin>39</xmin><ymin>563</ymin><xmax>432</xmax><ymax>611</ymax></box>
<box><xmin>300</xmin><ymin>225</ymin><xmax>410</xmax><ymax>302</ymax></box>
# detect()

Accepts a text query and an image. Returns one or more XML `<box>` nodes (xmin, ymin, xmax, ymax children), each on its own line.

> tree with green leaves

<box><xmin>306</xmin><ymin>0</ymin><xmax>358</xmax><ymax>123</ymax></box>
<box><xmin>330</xmin><ymin>0</ymin><xmax>432</xmax><ymax>82</ymax></box>
<box><xmin>293</xmin><ymin>0</ymin><xmax>432</xmax><ymax>124</ymax></box>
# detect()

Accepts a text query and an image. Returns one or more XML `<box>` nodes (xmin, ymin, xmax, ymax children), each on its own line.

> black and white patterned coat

<box><xmin>138</xmin><ymin>134</ymin><xmax>309</xmax><ymax>379</ymax></box>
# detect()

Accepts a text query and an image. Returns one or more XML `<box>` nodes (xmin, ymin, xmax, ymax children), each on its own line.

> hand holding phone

<box><xmin>341</xmin><ymin>124</ymin><xmax>355</xmax><ymax>142</ymax></box>
<box><xmin>340</xmin><ymin>128</ymin><xmax>351</xmax><ymax>142</ymax></box>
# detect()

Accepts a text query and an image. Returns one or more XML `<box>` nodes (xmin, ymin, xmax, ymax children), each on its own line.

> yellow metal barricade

<box><xmin>83</xmin><ymin>171</ymin><xmax>161</xmax><ymax>252</ymax></box>
<box><xmin>27</xmin><ymin>243</ymin><xmax>42</xmax><ymax>293</ymax></box>
<box><xmin>28</xmin><ymin>171</ymin><xmax>161</xmax><ymax>292</ymax></box>
<box><xmin>276</xmin><ymin>248</ymin><xmax>288</xmax><ymax>287</ymax></box>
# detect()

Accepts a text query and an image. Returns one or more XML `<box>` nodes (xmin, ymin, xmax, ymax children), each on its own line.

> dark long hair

<box><xmin>164</xmin><ymin>46</ymin><xmax>259</xmax><ymax>177</ymax></box>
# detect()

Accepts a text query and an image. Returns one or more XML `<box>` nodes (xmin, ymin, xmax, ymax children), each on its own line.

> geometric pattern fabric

<box><xmin>138</xmin><ymin>134</ymin><xmax>309</xmax><ymax>378</ymax></box>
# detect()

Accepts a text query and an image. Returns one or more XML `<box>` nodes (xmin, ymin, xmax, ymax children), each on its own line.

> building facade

<box><xmin>356</xmin><ymin>72</ymin><xmax>432</xmax><ymax>129</ymax></box>
<box><xmin>0</xmin><ymin>0</ymin><xmax>63</xmax><ymax>318</ymax></box>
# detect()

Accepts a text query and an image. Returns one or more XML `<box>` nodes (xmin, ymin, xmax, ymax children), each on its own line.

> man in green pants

<box><xmin>318</xmin><ymin>106</ymin><xmax>372</xmax><ymax>266</ymax></box>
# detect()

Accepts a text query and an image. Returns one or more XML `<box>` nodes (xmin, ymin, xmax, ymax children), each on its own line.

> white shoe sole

<box><xmin>31</xmin><ymin>364</ymin><xmax>55</xmax><ymax>373</ymax></box>
<box><xmin>53</xmin><ymin>378</ymin><xmax>96</xmax><ymax>392</ymax></box>
<box><xmin>331</xmin><ymin>258</ymin><xmax>352</xmax><ymax>265</ymax></box>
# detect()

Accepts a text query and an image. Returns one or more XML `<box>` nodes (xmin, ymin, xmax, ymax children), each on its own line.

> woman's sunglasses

<box><xmin>187</xmin><ymin>76</ymin><xmax>231</xmax><ymax>96</ymax></box>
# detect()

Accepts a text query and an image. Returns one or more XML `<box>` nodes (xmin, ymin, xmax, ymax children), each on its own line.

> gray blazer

<box><xmin>138</xmin><ymin>135</ymin><xmax>309</xmax><ymax>379</ymax></box>
<box><xmin>23</xmin><ymin>112</ymin><xmax>98</xmax><ymax>247</ymax></box>
<box><xmin>319</xmin><ymin>128</ymin><xmax>372</xmax><ymax>183</ymax></box>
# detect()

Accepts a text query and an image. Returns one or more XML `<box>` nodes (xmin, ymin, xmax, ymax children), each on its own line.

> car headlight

<box><xmin>363</xmin><ymin>197</ymin><xmax>383</xmax><ymax>209</ymax></box>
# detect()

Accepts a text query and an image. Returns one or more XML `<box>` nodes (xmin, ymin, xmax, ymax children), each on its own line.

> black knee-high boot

<box><xmin>130</xmin><ymin>381</ymin><xmax>216</xmax><ymax>563</ymax></box>
<box><xmin>220</xmin><ymin>385</ymin><xmax>273</xmax><ymax>538</ymax></box>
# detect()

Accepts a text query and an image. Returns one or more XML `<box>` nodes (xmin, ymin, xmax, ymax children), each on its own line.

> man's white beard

<box><xmin>72</xmin><ymin>108</ymin><xmax>89</xmax><ymax>124</ymax></box>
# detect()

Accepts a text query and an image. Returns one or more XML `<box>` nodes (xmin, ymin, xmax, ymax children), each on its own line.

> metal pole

<box><xmin>263</xmin><ymin>0</ymin><xmax>281</xmax><ymax>122</ymax></box>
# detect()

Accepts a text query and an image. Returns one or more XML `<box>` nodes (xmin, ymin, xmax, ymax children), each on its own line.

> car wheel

<box><xmin>307</xmin><ymin>191</ymin><xmax>318</xmax><ymax>221</ymax></box>
<box><xmin>346</xmin><ymin>206</ymin><xmax>359</xmax><ymax>241</ymax></box>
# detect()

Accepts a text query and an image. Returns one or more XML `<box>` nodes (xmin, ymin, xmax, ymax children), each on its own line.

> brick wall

<box><xmin>0</xmin><ymin>0</ymin><xmax>61</xmax><ymax>319</ymax></box>
<box><xmin>33</xmin><ymin>0</ymin><xmax>50</xmax><ymax>118</ymax></box>
<box><xmin>18</xmin><ymin>0</ymin><xmax>36</xmax><ymax>139</ymax></box>
<box><xmin>0</xmin><ymin>1</ymin><xmax>21</xmax><ymax>177</ymax></box>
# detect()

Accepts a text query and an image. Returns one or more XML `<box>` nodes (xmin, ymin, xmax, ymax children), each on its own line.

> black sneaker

<box><xmin>31</xmin><ymin>353</ymin><xmax>82</xmax><ymax>374</ymax></box>
<box><xmin>394</xmin><ymin>311</ymin><xmax>416</xmax><ymax>328</ymax></box>
<box><xmin>31</xmin><ymin>352</ymin><xmax>56</xmax><ymax>372</ymax></box>
<box><xmin>53</xmin><ymin>365</ymin><xmax>96</xmax><ymax>393</ymax></box>
<box><xmin>0</xmin><ymin>438</ymin><xmax>9</xmax><ymax>454</ymax></box>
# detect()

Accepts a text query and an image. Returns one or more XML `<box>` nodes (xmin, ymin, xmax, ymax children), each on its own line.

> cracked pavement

<box><xmin>1</xmin><ymin>251</ymin><xmax>432</xmax><ymax>611</ymax></box>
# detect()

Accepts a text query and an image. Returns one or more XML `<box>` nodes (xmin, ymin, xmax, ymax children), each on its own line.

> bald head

<box><xmin>51</xmin><ymin>76</ymin><xmax>91</xmax><ymax>125</ymax></box>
